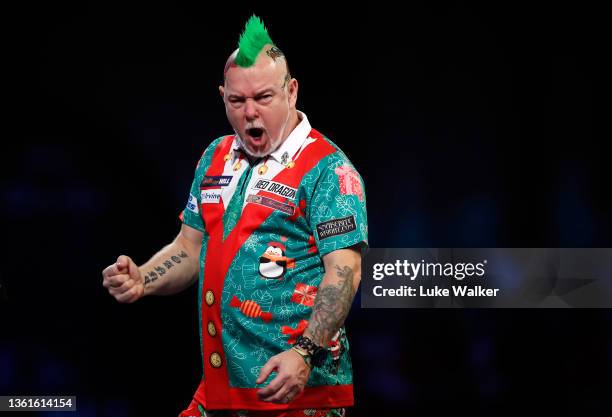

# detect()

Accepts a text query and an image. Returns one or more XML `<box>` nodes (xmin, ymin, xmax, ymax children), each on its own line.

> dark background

<box><xmin>2</xmin><ymin>1</ymin><xmax>610</xmax><ymax>416</ymax></box>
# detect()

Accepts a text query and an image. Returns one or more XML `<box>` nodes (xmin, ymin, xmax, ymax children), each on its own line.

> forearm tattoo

<box><xmin>307</xmin><ymin>265</ymin><xmax>355</xmax><ymax>346</ymax></box>
<box><xmin>143</xmin><ymin>250</ymin><xmax>188</xmax><ymax>286</ymax></box>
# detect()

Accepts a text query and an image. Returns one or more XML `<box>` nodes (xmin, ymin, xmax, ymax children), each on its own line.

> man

<box><xmin>102</xmin><ymin>15</ymin><xmax>367</xmax><ymax>417</ymax></box>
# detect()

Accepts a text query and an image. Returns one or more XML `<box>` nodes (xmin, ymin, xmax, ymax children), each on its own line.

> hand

<box><xmin>102</xmin><ymin>255</ymin><xmax>144</xmax><ymax>303</ymax></box>
<box><xmin>256</xmin><ymin>348</ymin><xmax>311</xmax><ymax>404</ymax></box>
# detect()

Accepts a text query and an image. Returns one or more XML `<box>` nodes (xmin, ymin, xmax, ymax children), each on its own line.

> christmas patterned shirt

<box><xmin>178</xmin><ymin>111</ymin><xmax>368</xmax><ymax>410</ymax></box>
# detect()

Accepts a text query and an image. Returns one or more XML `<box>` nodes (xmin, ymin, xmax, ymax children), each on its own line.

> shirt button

<box><xmin>210</xmin><ymin>352</ymin><xmax>222</xmax><ymax>368</ymax></box>
<box><xmin>205</xmin><ymin>290</ymin><xmax>215</xmax><ymax>306</ymax></box>
<box><xmin>207</xmin><ymin>321</ymin><xmax>217</xmax><ymax>337</ymax></box>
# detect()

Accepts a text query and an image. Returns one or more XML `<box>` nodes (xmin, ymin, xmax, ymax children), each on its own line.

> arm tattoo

<box><xmin>308</xmin><ymin>265</ymin><xmax>355</xmax><ymax>346</ymax></box>
<box><xmin>143</xmin><ymin>252</ymin><xmax>189</xmax><ymax>286</ymax></box>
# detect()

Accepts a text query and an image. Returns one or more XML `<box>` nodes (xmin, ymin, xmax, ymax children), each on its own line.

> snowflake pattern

<box><xmin>274</xmin><ymin>303</ymin><xmax>294</xmax><ymax>321</ymax></box>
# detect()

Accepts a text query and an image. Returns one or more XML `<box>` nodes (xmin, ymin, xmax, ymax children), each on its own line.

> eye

<box><xmin>256</xmin><ymin>94</ymin><xmax>273</xmax><ymax>103</ymax></box>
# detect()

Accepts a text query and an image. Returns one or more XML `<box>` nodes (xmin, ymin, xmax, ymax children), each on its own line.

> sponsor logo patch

<box><xmin>316</xmin><ymin>216</ymin><xmax>357</xmax><ymax>240</ymax></box>
<box><xmin>201</xmin><ymin>175</ymin><xmax>232</xmax><ymax>187</ymax></box>
<box><xmin>201</xmin><ymin>189</ymin><xmax>222</xmax><ymax>204</ymax></box>
<box><xmin>252</xmin><ymin>179</ymin><xmax>297</xmax><ymax>200</ymax></box>
<box><xmin>246</xmin><ymin>194</ymin><xmax>295</xmax><ymax>215</ymax></box>
<box><xmin>186</xmin><ymin>193</ymin><xmax>199</xmax><ymax>214</ymax></box>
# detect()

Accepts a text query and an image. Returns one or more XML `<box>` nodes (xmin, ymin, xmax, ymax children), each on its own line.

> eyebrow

<box><xmin>227</xmin><ymin>88</ymin><xmax>276</xmax><ymax>99</ymax></box>
<box><xmin>254</xmin><ymin>88</ymin><xmax>274</xmax><ymax>96</ymax></box>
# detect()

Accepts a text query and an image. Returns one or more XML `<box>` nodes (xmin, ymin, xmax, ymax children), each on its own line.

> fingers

<box><xmin>107</xmin><ymin>276</ymin><xmax>135</xmax><ymax>294</ymax></box>
<box><xmin>259</xmin><ymin>377</ymin><xmax>303</xmax><ymax>403</ymax></box>
<box><xmin>283</xmin><ymin>386</ymin><xmax>302</xmax><ymax>403</ymax></box>
<box><xmin>102</xmin><ymin>254</ymin><xmax>143</xmax><ymax>303</ymax></box>
<box><xmin>102</xmin><ymin>263</ymin><xmax>121</xmax><ymax>279</ymax></box>
<box><xmin>119</xmin><ymin>255</ymin><xmax>142</xmax><ymax>283</ymax></box>
<box><xmin>256</xmin><ymin>356</ymin><xmax>279</xmax><ymax>385</ymax></box>
<box><xmin>257</xmin><ymin>372</ymin><xmax>287</xmax><ymax>399</ymax></box>
<box><xmin>102</xmin><ymin>274</ymin><xmax>130</xmax><ymax>289</ymax></box>
<box><xmin>261</xmin><ymin>381</ymin><xmax>298</xmax><ymax>403</ymax></box>
<box><xmin>257</xmin><ymin>351</ymin><xmax>309</xmax><ymax>403</ymax></box>
<box><xmin>114</xmin><ymin>284</ymin><xmax>143</xmax><ymax>303</ymax></box>
<box><xmin>106</xmin><ymin>282</ymin><xmax>141</xmax><ymax>303</ymax></box>
<box><xmin>102</xmin><ymin>254</ymin><xmax>144</xmax><ymax>303</ymax></box>
<box><xmin>102</xmin><ymin>255</ymin><xmax>134</xmax><ymax>282</ymax></box>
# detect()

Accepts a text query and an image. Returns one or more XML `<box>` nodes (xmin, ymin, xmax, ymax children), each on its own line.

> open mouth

<box><xmin>247</xmin><ymin>127</ymin><xmax>264</xmax><ymax>139</ymax></box>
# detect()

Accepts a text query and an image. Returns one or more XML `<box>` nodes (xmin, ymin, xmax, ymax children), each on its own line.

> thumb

<box><xmin>256</xmin><ymin>356</ymin><xmax>278</xmax><ymax>384</ymax></box>
<box><xmin>116</xmin><ymin>255</ymin><xmax>132</xmax><ymax>273</ymax></box>
<box><xmin>127</xmin><ymin>257</ymin><xmax>141</xmax><ymax>280</ymax></box>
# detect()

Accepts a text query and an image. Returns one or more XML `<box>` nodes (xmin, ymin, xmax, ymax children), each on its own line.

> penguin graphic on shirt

<box><xmin>259</xmin><ymin>242</ymin><xmax>295</xmax><ymax>279</ymax></box>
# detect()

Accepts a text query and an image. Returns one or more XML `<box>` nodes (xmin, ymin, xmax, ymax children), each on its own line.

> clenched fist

<box><xmin>102</xmin><ymin>255</ymin><xmax>144</xmax><ymax>303</ymax></box>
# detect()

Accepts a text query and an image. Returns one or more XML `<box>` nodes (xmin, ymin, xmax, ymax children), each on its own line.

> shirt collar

<box><xmin>232</xmin><ymin>110</ymin><xmax>311</xmax><ymax>164</ymax></box>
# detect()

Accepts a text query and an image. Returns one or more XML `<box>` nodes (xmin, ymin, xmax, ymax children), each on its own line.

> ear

<box><xmin>219</xmin><ymin>85</ymin><xmax>225</xmax><ymax>98</ymax></box>
<box><xmin>288</xmin><ymin>78</ymin><xmax>298</xmax><ymax>109</ymax></box>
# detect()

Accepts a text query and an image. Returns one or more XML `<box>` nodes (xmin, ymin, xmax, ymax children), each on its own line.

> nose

<box><xmin>244</xmin><ymin>98</ymin><xmax>258</xmax><ymax>121</ymax></box>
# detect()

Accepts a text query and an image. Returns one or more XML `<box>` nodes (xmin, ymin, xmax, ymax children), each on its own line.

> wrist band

<box><xmin>291</xmin><ymin>346</ymin><xmax>313</xmax><ymax>368</ymax></box>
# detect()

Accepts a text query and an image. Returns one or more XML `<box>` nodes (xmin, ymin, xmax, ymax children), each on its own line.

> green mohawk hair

<box><xmin>235</xmin><ymin>15</ymin><xmax>275</xmax><ymax>68</ymax></box>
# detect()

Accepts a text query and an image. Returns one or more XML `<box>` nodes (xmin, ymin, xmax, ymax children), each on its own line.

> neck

<box><xmin>277</xmin><ymin>110</ymin><xmax>300</xmax><ymax>147</ymax></box>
